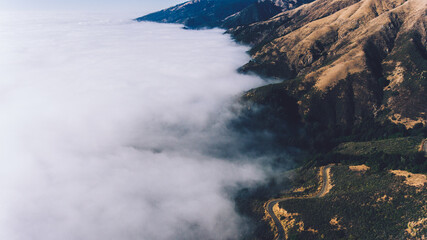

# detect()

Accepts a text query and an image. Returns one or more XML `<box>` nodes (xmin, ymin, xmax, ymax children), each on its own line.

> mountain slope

<box><xmin>222</xmin><ymin>1</ymin><xmax>283</xmax><ymax>29</ymax></box>
<box><xmin>136</xmin><ymin>0</ymin><xmax>317</xmax><ymax>29</ymax></box>
<box><xmin>138</xmin><ymin>1</ymin><xmax>427</xmax><ymax>239</ymax></box>
<box><xmin>138</xmin><ymin>0</ymin><xmax>426</xmax><ymax>142</ymax></box>
<box><xmin>136</xmin><ymin>0</ymin><xmax>258</xmax><ymax>28</ymax></box>
<box><xmin>237</xmin><ymin>0</ymin><xmax>426</xmax><ymax>129</ymax></box>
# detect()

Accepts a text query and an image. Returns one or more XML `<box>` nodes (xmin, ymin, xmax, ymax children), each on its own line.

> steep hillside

<box><xmin>234</xmin><ymin>0</ymin><xmax>426</xmax><ymax>130</ymax></box>
<box><xmin>138</xmin><ymin>1</ymin><xmax>426</xmax><ymax>239</ymax></box>
<box><xmin>136</xmin><ymin>0</ymin><xmax>316</xmax><ymax>29</ymax></box>
<box><xmin>138</xmin><ymin>0</ymin><xmax>426</xmax><ymax>133</ymax></box>
<box><xmin>138</xmin><ymin>0</ymin><xmax>426</xmax><ymax>153</ymax></box>
<box><xmin>136</xmin><ymin>0</ymin><xmax>256</xmax><ymax>28</ymax></box>
<box><xmin>137</xmin><ymin>0</ymin><xmax>426</xmax><ymax>157</ymax></box>
<box><xmin>222</xmin><ymin>1</ymin><xmax>283</xmax><ymax>29</ymax></box>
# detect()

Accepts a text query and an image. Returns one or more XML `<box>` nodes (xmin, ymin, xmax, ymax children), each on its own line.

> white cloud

<box><xmin>0</xmin><ymin>13</ymin><xmax>267</xmax><ymax>240</ymax></box>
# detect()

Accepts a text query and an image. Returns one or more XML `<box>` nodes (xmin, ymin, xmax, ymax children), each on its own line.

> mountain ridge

<box><xmin>137</xmin><ymin>0</ymin><xmax>426</xmax><ymax>131</ymax></box>
<box><xmin>237</xmin><ymin>0</ymin><xmax>426</xmax><ymax>129</ymax></box>
<box><xmin>137</xmin><ymin>1</ymin><xmax>427</xmax><ymax>239</ymax></box>
<box><xmin>136</xmin><ymin>0</ymin><xmax>315</xmax><ymax>29</ymax></box>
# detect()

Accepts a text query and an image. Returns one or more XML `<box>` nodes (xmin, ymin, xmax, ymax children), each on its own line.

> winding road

<box><xmin>266</xmin><ymin>165</ymin><xmax>334</xmax><ymax>240</ymax></box>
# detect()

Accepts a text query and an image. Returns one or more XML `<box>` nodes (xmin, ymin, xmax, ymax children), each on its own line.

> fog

<box><xmin>0</xmin><ymin>13</ymin><xmax>270</xmax><ymax>240</ymax></box>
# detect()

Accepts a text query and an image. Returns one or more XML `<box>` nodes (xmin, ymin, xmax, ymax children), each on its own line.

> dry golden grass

<box><xmin>251</xmin><ymin>0</ymin><xmax>426</xmax><ymax>90</ymax></box>
<box><xmin>376</xmin><ymin>194</ymin><xmax>393</xmax><ymax>203</ymax></box>
<box><xmin>384</xmin><ymin>62</ymin><xmax>405</xmax><ymax>91</ymax></box>
<box><xmin>388</xmin><ymin>114</ymin><xmax>427</xmax><ymax>129</ymax></box>
<box><xmin>390</xmin><ymin>170</ymin><xmax>427</xmax><ymax>188</ymax></box>
<box><xmin>315</xmin><ymin>56</ymin><xmax>365</xmax><ymax>90</ymax></box>
<box><xmin>292</xmin><ymin>186</ymin><xmax>308</xmax><ymax>193</ymax></box>
<box><xmin>273</xmin><ymin>205</ymin><xmax>319</xmax><ymax>239</ymax></box>
<box><xmin>349</xmin><ymin>164</ymin><xmax>370</xmax><ymax>172</ymax></box>
<box><xmin>273</xmin><ymin>204</ymin><xmax>299</xmax><ymax>239</ymax></box>
<box><xmin>406</xmin><ymin>218</ymin><xmax>427</xmax><ymax>238</ymax></box>
<box><xmin>329</xmin><ymin>216</ymin><xmax>345</xmax><ymax>230</ymax></box>
<box><xmin>266</xmin><ymin>166</ymin><xmax>333</xmax><ymax>239</ymax></box>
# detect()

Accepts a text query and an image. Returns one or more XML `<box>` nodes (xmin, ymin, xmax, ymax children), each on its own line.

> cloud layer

<box><xmin>0</xmin><ymin>13</ymin><xmax>267</xmax><ymax>240</ymax></box>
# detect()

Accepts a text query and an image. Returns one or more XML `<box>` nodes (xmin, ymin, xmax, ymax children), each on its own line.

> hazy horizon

<box><xmin>0</xmin><ymin>0</ymin><xmax>183</xmax><ymax>14</ymax></box>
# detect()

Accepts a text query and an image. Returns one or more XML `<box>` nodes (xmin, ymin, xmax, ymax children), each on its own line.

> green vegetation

<box><xmin>285</xmin><ymin>167</ymin><xmax>320</xmax><ymax>197</ymax></box>
<box><xmin>235</xmin><ymin>176</ymin><xmax>292</xmax><ymax>240</ymax></box>
<box><xmin>278</xmin><ymin>166</ymin><xmax>427</xmax><ymax>240</ymax></box>
<box><xmin>235</xmin><ymin>168</ymin><xmax>321</xmax><ymax>240</ymax></box>
<box><xmin>334</xmin><ymin>137</ymin><xmax>422</xmax><ymax>156</ymax></box>
<box><xmin>143</xmin><ymin>1</ymin><xmax>427</xmax><ymax>239</ymax></box>
<box><xmin>236</xmin><ymin>75</ymin><xmax>426</xmax><ymax>238</ymax></box>
<box><xmin>305</xmin><ymin>137</ymin><xmax>427</xmax><ymax>173</ymax></box>
<box><xmin>312</xmin><ymin>151</ymin><xmax>427</xmax><ymax>174</ymax></box>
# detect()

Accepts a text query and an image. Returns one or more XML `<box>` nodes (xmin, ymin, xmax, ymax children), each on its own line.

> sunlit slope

<box><xmin>234</xmin><ymin>0</ymin><xmax>426</xmax><ymax>128</ymax></box>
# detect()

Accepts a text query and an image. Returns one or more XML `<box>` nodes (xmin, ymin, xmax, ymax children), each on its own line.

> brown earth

<box><xmin>232</xmin><ymin>0</ymin><xmax>426</xmax><ymax>128</ymax></box>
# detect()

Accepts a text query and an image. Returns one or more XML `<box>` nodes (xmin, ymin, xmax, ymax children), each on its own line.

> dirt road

<box><xmin>266</xmin><ymin>165</ymin><xmax>333</xmax><ymax>240</ymax></box>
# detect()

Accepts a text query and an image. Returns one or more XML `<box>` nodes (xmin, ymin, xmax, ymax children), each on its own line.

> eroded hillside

<box><xmin>137</xmin><ymin>1</ymin><xmax>427</xmax><ymax>239</ymax></box>
<box><xmin>234</xmin><ymin>0</ymin><xmax>426</xmax><ymax>129</ymax></box>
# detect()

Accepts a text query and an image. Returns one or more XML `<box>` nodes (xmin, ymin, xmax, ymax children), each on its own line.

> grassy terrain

<box><xmin>236</xmin><ymin>156</ymin><xmax>426</xmax><ymax>239</ymax></box>
<box><xmin>236</xmin><ymin>168</ymin><xmax>322</xmax><ymax>240</ymax></box>
<box><xmin>334</xmin><ymin>137</ymin><xmax>423</xmax><ymax>156</ymax></box>
<box><xmin>307</xmin><ymin>136</ymin><xmax>427</xmax><ymax>173</ymax></box>
<box><xmin>277</xmin><ymin>166</ymin><xmax>427</xmax><ymax>239</ymax></box>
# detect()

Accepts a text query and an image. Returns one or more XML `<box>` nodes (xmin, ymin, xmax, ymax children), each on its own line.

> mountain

<box><xmin>136</xmin><ymin>0</ymin><xmax>316</xmax><ymax>29</ymax></box>
<box><xmin>222</xmin><ymin>1</ymin><xmax>283</xmax><ymax>29</ymax></box>
<box><xmin>235</xmin><ymin>0</ymin><xmax>426</xmax><ymax>132</ymax></box>
<box><xmin>138</xmin><ymin>0</ymin><xmax>427</xmax><ymax>156</ymax></box>
<box><xmin>136</xmin><ymin>0</ymin><xmax>257</xmax><ymax>28</ymax></box>
<box><xmin>139</xmin><ymin>0</ymin><xmax>427</xmax><ymax>239</ymax></box>
<box><xmin>138</xmin><ymin>0</ymin><xmax>426</xmax><ymax>133</ymax></box>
